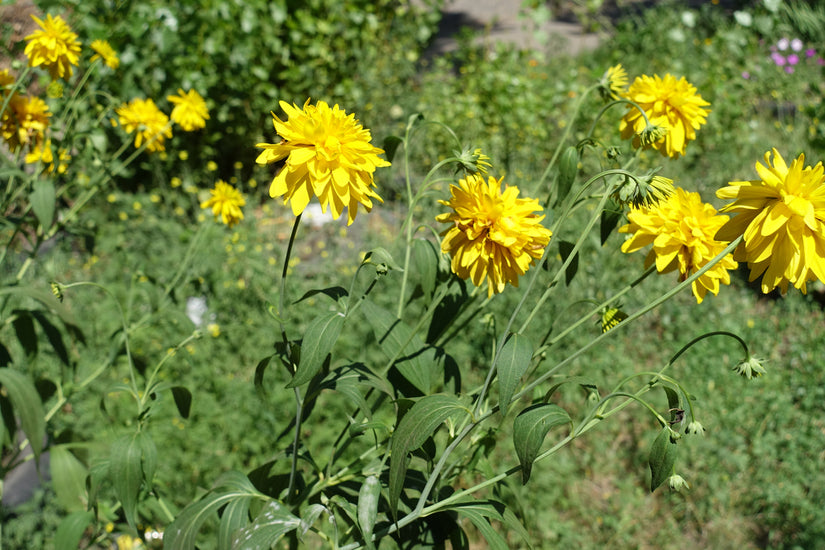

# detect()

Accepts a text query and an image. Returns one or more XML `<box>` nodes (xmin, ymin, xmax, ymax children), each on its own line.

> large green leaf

<box><xmin>513</xmin><ymin>403</ymin><xmax>571</xmax><ymax>483</ymax></box>
<box><xmin>12</xmin><ymin>311</ymin><xmax>38</xmax><ymax>360</ymax></box>
<box><xmin>165</xmin><ymin>471</ymin><xmax>265</xmax><ymax>550</ymax></box>
<box><xmin>50</xmin><ymin>445</ymin><xmax>88</xmax><ymax>512</ymax></box>
<box><xmin>110</xmin><ymin>431</ymin><xmax>156</xmax><ymax>530</ymax></box>
<box><xmin>53</xmin><ymin>510</ymin><xmax>95</xmax><ymax>550</ymax></box>
<box><xmin>360</xmin><ymin>299</ymin><xmax>436</xmax><ymax>394</ymax></box>
<box><xmin>287</xmin><ymin>311</ymin><xmax>345</xmax><ymax>388</ymax></box>
<box><xmin>218</xmin><ymin>496</ymin><xmax>253</xmax><ymax>550</ymax></box>
<box><xmin>0</xmin><ymin>367</ymin><xmax>45</xmax><ymax>464</ymax></box>
<box><xmin>412</xmin><ymin>238</ymin><xmax>439</xmax><ymax>301</ymax></box>
<box><xmin>30</xmin><ymin>178</ymin><xmax>56</xmax><ymax>230</ymax></box>
<box><xmin>389</xmin><ymin>394</ymin><xmax>469</xmax><ymax>518</ymax></box>
<box><xmin>231</xmin><ymin>500</ymin><xmax>301</xmax><ymax>549</ymax></box>
<box><xmin>649</xmin><ymin>427</ymin><xmax>678</xmax><ymax>492</ymax></box>
<box><xmin>497</xmin><ymin>333</ymin><xmax>533</xmax><ymax>417</ymax></box>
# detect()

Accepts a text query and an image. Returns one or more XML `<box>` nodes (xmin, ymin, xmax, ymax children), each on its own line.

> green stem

<box><xmin>278</xmin><ymin>214</ymin><xmax>302</xmax><ymax>346</ymax></box>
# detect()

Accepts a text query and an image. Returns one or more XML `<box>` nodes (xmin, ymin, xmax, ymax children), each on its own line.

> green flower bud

<box><xmin>685</xmin><ymin>421</ymin><xmax>706</xmax><ymax>435</ymax></box>
<box><xmin>50</xmin><ymin>281</ymin><xmax>64</xmax><ymax>302</ymax></box>
<box><xmin>668</xmin><ymin>474</ymin><xmax>690</xmax><ymax>492</ymax></box>
<box><xmin>733</xmin><ymin>356</ymin><xmax>766</xmax><ymax>379</ymax></box>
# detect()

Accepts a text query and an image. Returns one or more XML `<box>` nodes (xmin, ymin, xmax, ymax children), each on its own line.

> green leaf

<box><xmin>649</xmin><ymin>427</ymin><xmax>678</xmax><ymax>492</ymax></box>
<box><xmin>30</xmin><ymin>179</ymin><xmax>56</xmax><ymax>230</ymax></box>
<box><xmin>294</xmin><ymin>286</ymin><xmax>348</xmax><ymax>305</ymax></box>
<box><xmin>497</xmin><ymin>333</ymin><xmax>533</xmax><ymax>417</ymax></box>
<box><xmin>0</xmin><ymin>367</ymin><xmax>46</xmax><ymax>464</ymax></box>
<box><xmin>382</xmin><ymin>135</ymin><xmax>404</xmax><ymax>163</ymax></box>
<box><xmin>0</xmin><ymin>286</ymin><xmax>78</xmax><ymax>328</ymax></box>
<box><xmin>358</xmin><ymin>475</ymin><xmax>381</xmax><ymax>548</ymax></box>
<box><xmin>218</xmin><ymin>496</ymin><xmax>253</xmax><ymax>550</ymax></box>
<box><xmin>53</xmin><ymin>510</ymin><xmax>94</xmax><ymax>550</ymax></box>
<box><xmin>363</xmin><ymin>247</ymin><xmax>403</xmax><ymax>272</ymax></box>
<box><xmin>110</xmin><ymin>431</ymin><xmax>156</xmax><ymax>531</ymax></box>
<box><xmin>412</xmin><ymin>238</ymin><xmax>439</xmax><ymax>301</ymax></box>
<box><xmin>31</xmin><ymin>311</ymin><xmax>71</xmax><ymax>367</ymax></box>
<box><xmin>50</xmin><ymin>445</ymin><xmax>88</xmax><ymax>512</ymax></box>
<box><xmin>513</xmin><ymin>403</ymin><xmax>571</xmax><ymax>483</ymax></box>
<box><xmin>455</xmin><ymin>506</ymin><xmax>508</xmax><ymax>550</ymax></box>
<box><xmin>299</xmin><ymin>503</ymin><xmax>327</xmax><ymax>539</ymax></box>
<box><xmin>231</xmin><ymin>500</ymin><xmax>301</xmax><ymax>549</ymax></box>
<box><xmin>12</xmin><ymin>311</ymin><xmax>38</xmax><ymax>359</ymax></box>
<box><xmin>556</xmin><ymin>145</ymin><xmax>579</xmax><ymax>205</ymax></box>
<box><xmin>287</xmin><ymin>311</ymin><xmax>344</xmax><ymax>388</ymax></box>
<box><xmin>165</xmin><ymin>471</ymin><xmax>264</xmax><ymax>550</ymax></box>
<box><xmin>171</xmin><ymin>386</ymin><xmax>192</xmax><ymax>419</ymax></box>
<box><xmin>446</xmin><ymin>499</ymin><xmax>532</xmax><ymax>549</ymax></box>
<box><xmin>253</xmin><ymin>355</ymin><xmax>273</xmax><ymax>399</ymax></box>
<box><xmin>389</xmin><ymin>394</ymin><xmax>469</xmax><ymax>518</ymax></box>
<box><xmin>360</xmin><ymin>299</ymin><xmax>436</xmax><ymax>394</ymax></box>
<box><xmin>600</xmin><ymin>198</ymin><xmax>623</xmax><ymax>245</ymax></box>
<box><xmin>558</xmin><ymin>241</ymin><xmax>579</xmax><ymax>286</ymax></box>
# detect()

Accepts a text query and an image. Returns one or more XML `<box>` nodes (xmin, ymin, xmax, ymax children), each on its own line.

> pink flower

<box><xmin>806</xmin><ymin>48</ymin><xmax>816</xmax><ymax>58</ymax></box>
<box><xmin>742</xmin><ymin>71</ymin><xmax>750</xmax><ymax>79</ymax></box>
<box><xmin>785</xmin><ymin>66</ymin><xmax>794</xmax><ymax>74</ymax></box>
<box><xmin>771</xmin><ymin>52</ymin><xmax>786</xmax><ymax>66</ymax></box>
<box><xmin>788</xmin><ymin>54</ymin><xmax>799</xmax><ymax>65</ymax></box>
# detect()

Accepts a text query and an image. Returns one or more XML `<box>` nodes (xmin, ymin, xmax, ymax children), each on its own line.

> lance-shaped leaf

<box><xmin>412</xmin><ymin>238</ymin><xmax>439</xmax><ymax>301</ymax></box>
<box><xmin>497</xmin><ymin>333</ymin><xmax>533</xmax><ymax>417</ymax></box>
<box><xmin>0</xmin><ymin>368</ymin><xmax>45</xmax><ymax>465</ymax></box>
<box><xmin>287</xmin><ymin>311</ymin><xmax>344</xmax><ymax>388</ymax></box>
<box><xmin>50</xmin><ymin>445</ymin><xmax>88</xmax><ymax>511</ymax></box>
<box><xmin>389</xmin><ymin>394</ymin><xmax>468</xmax><ymax>518</ymax></box>
<box><xmin>30</xmin><ymin>179</ymin><xmax>56</xmax><ymax>229</ymax></box>
<box><xmin>649</xmin><ymin>427</ymin><xmax>678</xmax><ymax>492</ymax></box>
<box><xmin>110</xmin><ymin>431</ymin><xmax>156</xmax><ymax>531</ymax></box>
<box><xmin>165</xmin><ymin>471</ymin><xmax>265</xmax><ymax>550</ymax></box>
<box><xmin>231</xmin><ymin>500</ymin><xmax>301</xmax><ymax>549</ymax></box>
<box><xmin>513</xmin><ymin>403</ymin><xmax>571</xmax><ymax>483</ymax></box>
<box><xmin>445</xmin><ymin>499</ymin><xmax>532</xmax><ymax>549</ymax></box>
<box><xmin>358</xmin><ymin>475</ymin><xmax>381</xmax><ymax>548</ymax></box>
<box><xmin>54</xmin><ymin>511</ymin><xmax>95</xmax><ymax>550</ymax></box>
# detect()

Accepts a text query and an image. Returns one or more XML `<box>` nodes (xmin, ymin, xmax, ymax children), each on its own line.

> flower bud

<box><xmin>668</xmin><ymin>474</ymin><xmax>690</xmax><ymax>492</ymax></box>
<box><xmin>685</xmin><ymin>421</ymin><xmax>706</xmax><ymax>435</ymax></box>
<box><xmin>50</xmin><ymin>281</ymin><xmax>64</xmax><ymax>302</ymax></box>
<box><xmin>732</xmin><ymin>356</ymin><xmax>766</xmax><ymax>379</ymax></box>
<box><xmin>639</xmin><ymin>124</ymin><xmax>668</xmax><ymax>147</ymax></box>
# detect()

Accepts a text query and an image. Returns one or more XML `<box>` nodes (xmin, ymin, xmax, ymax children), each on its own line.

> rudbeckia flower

<box><xmin>620</xmin><ymin>187</ymin><xmax>737</xmax><ymax>303</ymax></box>
<box><xmin>436</xmin><ymin>174</ymin><xmax>552</xmax><ymax>297</ymax></box>
<box><xmin>256</xmin><ymin>99</ymin><xmax>390</xmax><ymax>225</ymax></box>
<box><xmin>167</xmin><ymin>89</ymin><xmax>209</xmax><ymax>131</ymax></box>
<box><xmin>201</xmin><ymin>180</ymin><xmax>245</xmax><ymax>227</ymax></box>
<box><xmin>716</xmin><ymin>149</ymin><xmax>825</xmax><ymax>294</ymax></box>
<box><xmin>24</xmin><ymin>14</ymin><xmax>81</xmax><ymax>80</ymax></box>
<box><xmin>89</xmin><ymin>39</ymin><xmax>119</xmax><ymax>69</ymax></box>
<box><xmin>620</xmin><ymin>74</ymin><xmax>710</xmax><ymax>158</ymax></box>
<box><xmin>115</xmin><ymin>98</ymin><xmax>172</xmax><ymax>153</ymax></box>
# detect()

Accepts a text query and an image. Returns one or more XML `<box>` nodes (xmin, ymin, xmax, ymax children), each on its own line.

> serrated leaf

<box><xmin>53</xmin><ymin>510</ymin><xmax>94</xmax><ymax>550</ymax></box>
<box><xmin>358</xmin><ymin>475</ymin><xmax>381</xmax><ymax>548</ymax></box>
<box><xmin>171</xmin><ymin>386</ymin><xmax>192</xmax><ymax>419</ymax></box>
<box><xmin>231</xmin><ymin>500</ymin><xmax>301</xmax><ymax>549</ymax></box>
<box><xmin>360</xmin><ymin>299</ymin><xmax>436</xmax><ymax>394</ymax></box>
<box><xmin>0</xmin><ymin>368</ymin><xmax>45</xmax><ymax>464</ymax></box>
<box><xmin>600</xmin><ymin>198</ymin><xmax>623</xmax><ymax>245</ymax></box>
<box><xmin>389</xmin><ymin>394</ymin><xmax>469</xmax><ymax>518</ymax></box>
<box><xmin>382</xmin><ymin>135</ymin><xmax>403</xmax><ymax>163</ymax></box>
<box><xmin>165</xmin><ymin>471</ymin><xmax>264</xmax><ymax>550</ymax></box>
<box><xmin>30</xmin><ymin>179</ymin><xmax>56</xmax><ymax>229</ymax></box>
<box><xmin>497</xmin><ymin>333</ymin><xmax>533</xmax><ymax>417</ymax></box>
<box><xmin>513</xmin><ymin>403</ymin><xmax>571</xmax><ymax>483</ymax></box>
<box><xmin>287</xmin><ymin>311</ymin><xmax>344</xmax><ymax>388</ymax></box>
<box><xmin>649</xmin><ymin>427</ymin><xmax>678</xmax><ymax>492</ymax></box>
<box><xmin>50</xmin><ymin>445</ymin><xmax>88</xmax><ymax>511</ymax></box>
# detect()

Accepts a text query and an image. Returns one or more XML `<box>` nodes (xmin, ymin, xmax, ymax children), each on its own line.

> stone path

<box><xmin>425</xmin><ymin>0</ymin><xmax>601</xmax><ymax>56</ymax></box>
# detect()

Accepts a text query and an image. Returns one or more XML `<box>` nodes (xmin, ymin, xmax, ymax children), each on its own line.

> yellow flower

<box><xmin>600</xmin><ymin>64</ymin><xmax>628</xmax><ymax>100</ymax></box>
<box><xmin>619</xmin><ymin>187</ymin><xmax>737</xmax><ymax>303</ymax></box>
<box><xmin>436</xmin><ymin>174</ymin><xmax>553</xmax><ymax>297</ymax></box>
<box><xmin>89</xmin><ymin>39</ymin><xmax>119</xmax><ymax>69</ymax></box>
<box><xmin>167</xmin><ymin>88</ymin><xmax>209</xmax><ymax>131</ymax></box>
<box><xmin>23</xmin><ymin>14</ymin><xmax>81</xmax><ymax>80</ymax></box>
<box><xmin>619</xmin><ymin>74</ymin><xmax>710</xmax><ymax>158</ymax></box>
<box><xmin>716</xmin><ymin>149</ymin><xmax>825</xmax><ymax>294</ymax></box>
<box><xmin>115</xmin><ymin>98</ymin><xmax>172</xmax><ymax>153</ymax></box>
<box><xmin>2</xmin><ymin>95</ymin><xmax>51</xmax><ymax>152</ymax></box>
<box><xmin>201</xmin><ymin>180</ymin><xmax>245</xmax><ymax>227</ymax></box>
<box><xmin>256</xmin><ymin>99</ymin><xmax>390</xmax><ymax>225</ymax></box>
